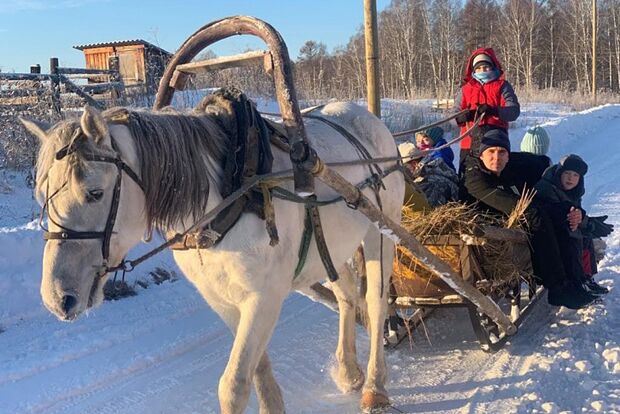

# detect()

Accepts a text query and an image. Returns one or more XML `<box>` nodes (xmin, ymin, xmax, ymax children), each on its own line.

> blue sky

<box><xmin>0</xmin><ymin>0</ymin><xmax>391</xmax><ymax>73</ymax></box>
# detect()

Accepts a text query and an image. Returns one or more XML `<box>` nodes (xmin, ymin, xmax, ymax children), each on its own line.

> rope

<box><xmin>260</xmin><ymin>107</ymin><xmax>470</xmax><ymax>140</ymax></box>
<box><xmin>391</xmin><ymin>109</ymin><xmax>470</xmax><ymax>138</ymax></box>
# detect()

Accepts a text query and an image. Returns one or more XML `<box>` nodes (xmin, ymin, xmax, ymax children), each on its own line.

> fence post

<box><xmin>49</xmin><ymin>57</ymin><xmax>62</xmax><ymax>116</ymax></box>
<box><xmin>108</xmin><ymin>55</ymin><xmax>124</xmax><ymax>103</ymax></box>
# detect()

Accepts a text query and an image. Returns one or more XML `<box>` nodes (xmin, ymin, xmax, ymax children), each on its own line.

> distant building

<box><xmin>73</xmin><ymin>40</ymin><xmax>172</xmax><ymax>92</ymax></box>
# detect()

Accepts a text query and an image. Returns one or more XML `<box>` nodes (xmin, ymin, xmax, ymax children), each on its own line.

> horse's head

<box><xmin>21</xmin><ymin>106</ymin><xmax>147</xmax><ymax>321</ymax></box>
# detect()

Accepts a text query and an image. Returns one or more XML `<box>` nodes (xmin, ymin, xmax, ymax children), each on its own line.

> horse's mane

<box><xmin>36</xmin><ymin>108</ymin><xmax>231</xmax><ymax>233</ymax></box>
<box><xmin>112</xmin><ymin>109</ymin><xmax>230</xmax><ymax>232</ymax></box>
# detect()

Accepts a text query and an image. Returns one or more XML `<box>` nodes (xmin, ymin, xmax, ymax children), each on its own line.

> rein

<box><xmin>107</xmin><ymin>110</ymin><xmax>482</xmax><ymax>275</ymax></box>
<box><xmin>40</xmin><ymin>109</ymin><xmax>480</xmax><ymax>278</ymax></box>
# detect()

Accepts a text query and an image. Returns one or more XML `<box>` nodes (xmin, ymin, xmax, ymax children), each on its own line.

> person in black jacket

<box><xmin>535</xmin><ymin>155</ymin><xmax>613</xmax><ymax>295</ymax></box>
<box><xmin>460</xmin><ymin>129</ymin><xmax>596</xmax><ymax>309</ymax></box>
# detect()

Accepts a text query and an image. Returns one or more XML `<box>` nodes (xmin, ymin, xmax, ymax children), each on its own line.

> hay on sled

<box><xmin>393</xmin><ymin>190</ymin><xmax>536</xmax><ymax>298</ymax></box>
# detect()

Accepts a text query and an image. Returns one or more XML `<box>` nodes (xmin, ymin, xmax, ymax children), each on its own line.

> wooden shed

<box><xmin>73</xmin><ymin>40</ymin><xmax>172</xmax><ymax>91</ymax></box>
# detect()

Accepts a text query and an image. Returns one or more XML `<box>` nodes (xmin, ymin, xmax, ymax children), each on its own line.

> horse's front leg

<box><xmin>329</xmin><ymin>261</ymin><xmax>365</xmax><ymax>393</ymax></box>
<box><xmin>254</xmin><ymin>351</ymin><xmax>285</xmax><ymax>414</ymax></box>
<box><xmin>360</xmin><ymin>227</ymin><xmax>393</xmax><ymax>410</ymax></box>
<box><xmin>199</xmin><ymin>294</ymin><xmax>284</xmax><ymax>413</ymax></box>
<box><xmin>218</xmin><ymin>292</ymin><xmax>286</xmax><ymax>414</ymax></box>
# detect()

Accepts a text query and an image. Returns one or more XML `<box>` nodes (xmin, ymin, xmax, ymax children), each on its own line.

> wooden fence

<box><xmin>0</xmin><ymin>56</ymin><xmax>125</xmax><ymax>114</ymax></box>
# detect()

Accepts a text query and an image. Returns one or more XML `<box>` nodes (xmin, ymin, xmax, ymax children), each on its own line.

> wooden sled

<box><xmin>391</xmin><ymin>227</ymin><xmax>545</xmax><ymax>352</ymax></box>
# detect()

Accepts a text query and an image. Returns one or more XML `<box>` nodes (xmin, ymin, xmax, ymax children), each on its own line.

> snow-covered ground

<box><xmin>0</xmin><ymin>102</ymin><xmax>619</xmax><ymax>414</ymax></box>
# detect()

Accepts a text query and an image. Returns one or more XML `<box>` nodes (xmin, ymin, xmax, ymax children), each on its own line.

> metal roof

<box><xmin>73</xmin><ymin>39</ymin><xmax>171</xmax><ymax>56</ymax></box>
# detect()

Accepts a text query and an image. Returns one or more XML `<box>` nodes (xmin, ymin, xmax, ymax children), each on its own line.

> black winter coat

<box><xmin>534</xmin><ymin>163</ymin><xmax>589</xmax><ymax>236</ymax></box>
<box><xmin>459</xmin><ymin>152</ymin><xmax>549</xmax><ymax>216</ymax></box>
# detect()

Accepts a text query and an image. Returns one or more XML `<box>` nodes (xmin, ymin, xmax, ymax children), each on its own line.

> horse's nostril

<box><xmin>61</xmin><ymin>295</ymin><xmax>78</xmax><ymax>314</ymax></box>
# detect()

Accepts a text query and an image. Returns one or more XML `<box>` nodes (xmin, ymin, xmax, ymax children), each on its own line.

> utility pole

<box><xmin>593</xmin><ymin>0</ymin><xmax>597</xmax><ymax>104</ymax></box>
<box><xmin>364</xmin><ymin>0</ymin><xmax>381</xmax><ymax>118</ymax></box>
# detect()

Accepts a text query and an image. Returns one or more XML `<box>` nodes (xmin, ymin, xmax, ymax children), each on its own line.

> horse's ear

<box><xmin>80</xmin><ymin>105</ymin><xmax>109</xmax><ymax>144</ymax></box>
<box><xmin>19</xmin><ymin>117</ymin><xmax>50</xmax><ymax>142</ymax></box>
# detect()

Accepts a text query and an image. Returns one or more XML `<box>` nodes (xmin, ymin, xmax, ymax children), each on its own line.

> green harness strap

<box><xmin>294</xmin><ymin>207</ymin><xmax>314</xmax><ymax>279</ymax></box>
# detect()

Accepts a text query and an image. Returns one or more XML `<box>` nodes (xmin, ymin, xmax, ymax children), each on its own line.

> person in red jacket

<box><xmin>455</xmin><ymin>47</ymin><xmax>520</xmax><ymax>172</ymax></box>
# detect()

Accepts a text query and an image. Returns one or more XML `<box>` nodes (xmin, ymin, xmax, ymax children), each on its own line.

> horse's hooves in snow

<box><xmin>360</xmin><ymin>390</ymin><xmax>390</xmax><ymax>410</ymax></box>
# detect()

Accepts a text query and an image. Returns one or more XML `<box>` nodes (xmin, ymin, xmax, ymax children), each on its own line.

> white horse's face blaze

<box><xmin>22</xmin><ymin>107</ymin><xmax>146</xmax><ymax>321</ymax></box>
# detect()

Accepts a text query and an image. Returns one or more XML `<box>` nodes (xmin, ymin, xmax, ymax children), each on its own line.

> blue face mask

<box><xmin>473</xmin><ymin>69</ymin><xmax>500</xmax><ymax>84</ymax></box>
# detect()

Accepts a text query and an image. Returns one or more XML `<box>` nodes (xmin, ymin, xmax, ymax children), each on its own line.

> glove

<box><xmin>455</xmin><ymin>109</ymin><xmax>475</xmax><ymax>124</ymax></box>
<box><xmin>587</xmin><ymin>215</ymin><xmax>614</xmax><ymax>238</ymax></box>
<box><xmin>476</xmin><ymin>103</ymin><xmax>498</xmax><ymax>117</ymax></box>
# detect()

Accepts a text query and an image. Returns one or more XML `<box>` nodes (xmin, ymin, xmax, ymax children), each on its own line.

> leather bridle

<box><xmin>40</xmin><ymin>131</ymin><xmax>145</xmax><ymax>276</ymax></box>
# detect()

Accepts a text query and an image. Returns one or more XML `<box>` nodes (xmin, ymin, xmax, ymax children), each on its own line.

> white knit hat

<box><xmin>398</xmin><ymin>142</ymin><xmax>421</xmax><ymax>163</ymax></box>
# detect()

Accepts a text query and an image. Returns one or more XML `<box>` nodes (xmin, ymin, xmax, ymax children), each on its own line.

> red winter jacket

<box><xmin>455</xmin><ymin>48</ymin><xmax>520</xmax><ymax>150</ymax></box>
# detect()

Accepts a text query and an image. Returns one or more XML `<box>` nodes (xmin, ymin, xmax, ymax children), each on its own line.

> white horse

<box><xmin>21</xmin><ymin>102</ymin><xmax>405</xmax><ymax>413</ymax></box>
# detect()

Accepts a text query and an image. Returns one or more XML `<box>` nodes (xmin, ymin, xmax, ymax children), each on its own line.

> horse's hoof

<box><xmin>360</xmin><ymin>390</ymin><xmax>390</xmax><ymax>410</ymax></box>
<box><xmin>334</xmin><ymin>366</ymin><xmax>365</xmax><ymax>393</ymax></box>
<box><xmin>349</xmin><ymin>368</ymin><xmax>365</xmax><ymax>392</ymax></box>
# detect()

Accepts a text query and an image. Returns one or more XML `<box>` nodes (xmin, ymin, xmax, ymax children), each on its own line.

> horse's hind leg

<box><xmin>218</xmin><ymin>293</ymin><xmax>286</xmax><ymax>414</ymax></box>
<box><xmin>254</xmin><ymin>351</ymin><xmax>285</xmax><ymax>414</ymax></box>
<box><xmin>360</xmin><ymin>227</ymin><xmax>393</xmax><ymax>410</ymax></box>
<box><xmin>329</xmin><ymin>261</ymin><xmax>365</xmax><ymax>393</ymax></box>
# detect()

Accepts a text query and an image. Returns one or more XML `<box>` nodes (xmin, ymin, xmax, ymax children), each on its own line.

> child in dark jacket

<box><xmin>535</xmin><ymin>154</ymin><xmax>613</xmax><ymax>295</ymax></box>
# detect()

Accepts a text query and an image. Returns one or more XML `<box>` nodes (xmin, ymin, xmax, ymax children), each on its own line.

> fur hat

<box><xmin>520</xmin><ymin>126</ymin><xmax>550</xmax><ymax>155</ymax></box>
<box><xmin>422</xmin><ymin>126</ymin><xmax>444</xmax><ymax>145</ymax></box>
<box><xmin>559</xmin><ymin>154</ymin><xmax>588</xmax><ymax>176</ymax></box>
<box><xmin>398</xmin><ymin>142</ymin><xmax>422</xmax><ymax>163</ymax></box>
<box><xmin>479</xmin><ymin>128</ymin><xmax>510</xmax><ymax>154</ymax></box>
<box><xmin>472</xmin><ymin>53</ymin><xmax>494</xmax><ymax>70</ymax></box>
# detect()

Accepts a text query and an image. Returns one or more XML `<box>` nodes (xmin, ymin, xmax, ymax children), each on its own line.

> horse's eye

<box><xmin>86</xmin><ymin>189</ymin><xmax>104</xmax><ymax>202</ymax></box>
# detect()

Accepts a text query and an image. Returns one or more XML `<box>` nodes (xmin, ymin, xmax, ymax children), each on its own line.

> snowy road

<box><xmin>1</xmin><ymin>103</ymin><xmax>619</xmax><ymax>413</ymax></box>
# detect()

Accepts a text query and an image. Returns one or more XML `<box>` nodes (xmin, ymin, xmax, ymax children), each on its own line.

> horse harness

<box><xmin>39</xmin><ymin>101</ymin><xmax>400</xmax><ymax>285</ymax></box>
<box><xmin>41</xmin><ymin>131</ymin><xmax>145</xmax><ymax>276</ymax></box>
<box><xmin>168</xmin><ymin>88</ymin><xmax>391</xmax><ymax>283</ymax></box>
<box><xmin>264</xmin><ymin>115</ymin><xmax>388</xmax><ymax>283</ymax></box>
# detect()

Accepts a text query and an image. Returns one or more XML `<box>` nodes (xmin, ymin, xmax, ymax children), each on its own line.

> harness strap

<box><xmin>303</xmin><ymin>113</ymin><xmax>384</xmax><ymax>188</ymax></box>
<box><xmin>261</xmin><ymin>184</ymin><xmax>279</xmax><ymax>246</ymax></box>
<box><xmin>294</xmin><ymin>207</ymin><xmax>314</xmax><ymax>278</ymax></box>
<box><xmin>308</xmin><ymin>202</ymin><xmax>339</xmax><ymax>282</ymax></box>
<box><xmin>44</xmin><ymin>231</ymin><xmax>106</xmax><ymax>240</ymax></box>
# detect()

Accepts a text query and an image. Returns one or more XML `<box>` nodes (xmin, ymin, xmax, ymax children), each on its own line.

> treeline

<box><xmin>292</xmin><ymin>0</ymin><xmax>620</xmax><ymax>100</ymax></box>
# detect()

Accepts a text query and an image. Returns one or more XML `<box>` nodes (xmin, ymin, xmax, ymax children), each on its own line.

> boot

<box><xmin>584</xmin><ymin>278</ymin><xmax>609</xmax><ymax>295</ymax></box>
<box><xmin>548</xmin><ymin>284</ymin><xmax>596</xmax><ymax>310</ymax></box>
<box><xmin>383</xmin><ymin>314</ymin><xmax>407</xmax><ymax>346</ymax></box>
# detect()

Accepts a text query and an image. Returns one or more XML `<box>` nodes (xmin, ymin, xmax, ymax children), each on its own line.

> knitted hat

<box><xmin>559</xmin><ymin>154</ymin><xmax>588</xmax><ymax>176</ymax></box>
<box><xmin>398</xmin><ymin>141</ymin><xmax>423</xmax><ymax>163</ymax></box>
<box><xmin>479</xmin><ymin>128</ymin><xmax>511</xmax><ymax>154</ymax></box>
<box><xmin>422</xmin><ymin>126</ymin><xmax>444</xmax><ymax>145</ymax></box>
<box><xmin>472</xmin><ymin>53</ymin><xmax>494</xmax><ymax>70</ymax></box>
<box><xmin>520</xmin><ymin>126</ymin><xmax>550</xmax><ymax>155</ymax></box>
